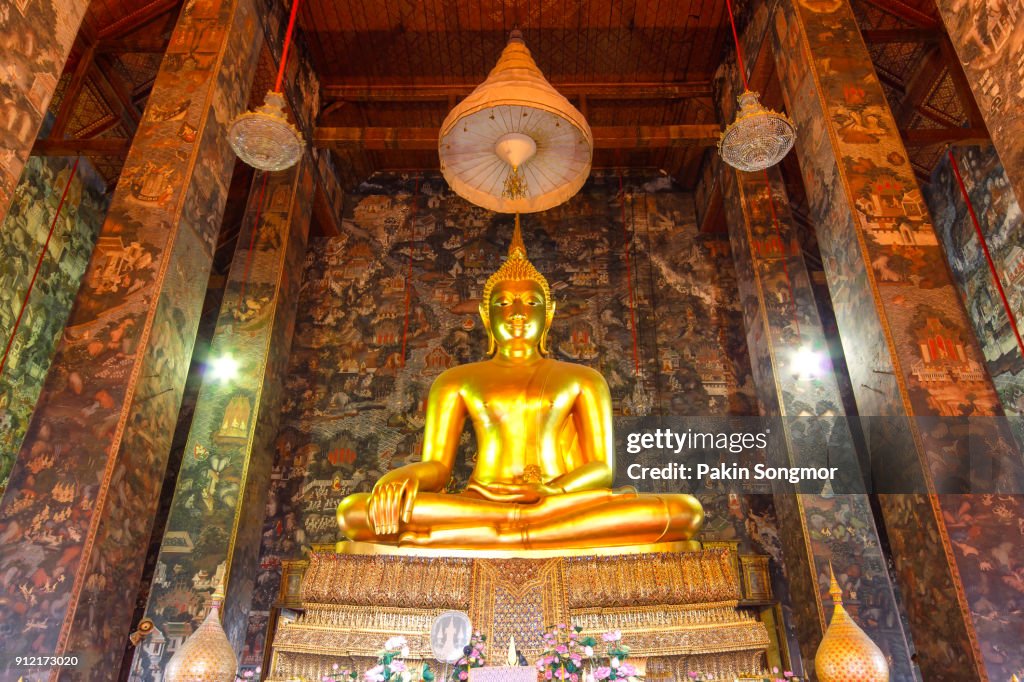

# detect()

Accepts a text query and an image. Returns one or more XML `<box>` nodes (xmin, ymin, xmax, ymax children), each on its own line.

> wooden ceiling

<box><xmin>38</xmin><ymin>0</ymin><xmax>989</xmax><ymax>194</ymax></box>
<box><xmin>305</xmin><ymin>0</ymin><xmax>730</xmax><ymax>188</ymax></box>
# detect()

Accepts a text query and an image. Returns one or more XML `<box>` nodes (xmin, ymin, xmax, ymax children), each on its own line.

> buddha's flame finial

<box><xmin>510</xmin><ymin>213</ymin><xmax>528</xmax><ymax>259</ymax></box>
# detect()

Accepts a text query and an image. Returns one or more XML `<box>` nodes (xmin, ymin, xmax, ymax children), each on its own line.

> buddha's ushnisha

<box><xmin>337</xmin><ymin>217</ymin><xmax>703</xmax><ymax>549</ymax></box>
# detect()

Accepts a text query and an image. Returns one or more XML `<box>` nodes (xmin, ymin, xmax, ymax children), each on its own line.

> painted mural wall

<box><xmin>0</xmin><ymin>0</ymin><xmax>265</xmax><ymax>673</ymax></box>
<box><xmin>0</xmin><ymin>155</ymin><xmax>109</xmax><ymax>490</ymax></box>
<box><xmin>925</xmin><ymin>146</ymin><xmax>1024</xmax><ymax>432</ymax></box>
<box><xmin>0</xmin><ymin>0</ymin><xmax>87</xmax><ymax>226</ymax></box>
<box><xmin>239</xmin><ymin>171</ymin><xmax>794</xmax><ymax>670</ymax></box>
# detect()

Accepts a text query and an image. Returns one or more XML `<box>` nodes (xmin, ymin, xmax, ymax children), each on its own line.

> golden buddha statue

<box><xmin>337</xmin><ymin>219</ymin><xmax>703</xmax><ymax>550</ymax></box>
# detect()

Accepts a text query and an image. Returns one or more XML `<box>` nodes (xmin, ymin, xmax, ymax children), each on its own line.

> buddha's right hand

<box><xmin>368</xmin><ymin>475</ymin><xmax>419</xmax><ymax>536</ymax></box>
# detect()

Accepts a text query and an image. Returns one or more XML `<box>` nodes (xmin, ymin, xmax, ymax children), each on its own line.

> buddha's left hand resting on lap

<box><xmin>337</xmin><ymin>222</ymin><xmax>703</xmax><ymax>550</ymax></box>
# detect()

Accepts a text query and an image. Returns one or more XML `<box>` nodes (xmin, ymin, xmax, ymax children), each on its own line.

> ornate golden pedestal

<box><xmin>266</xmin><ymin>543</ymin><xmax>770</xmax><ymax>681</ymax></box>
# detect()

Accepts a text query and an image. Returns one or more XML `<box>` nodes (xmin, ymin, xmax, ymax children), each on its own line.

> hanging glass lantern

<box><xmin>228</xmin><ymin>0</ymin><xmax>305</xmax><ymax>171</ymax></box>
<box><xmin>717</xmin><ymin>0</ymin><xmax>796</xmax><ymax>172</ymax></box>
<box><xmin>718</xmin><ymin>90</ymin><xmax>796</xmax><ymax>172</ymax></box>
<box><xmin>228</xmin><ymin>91</ymin><xmax>304</xmax><ymax>171</ymax></box>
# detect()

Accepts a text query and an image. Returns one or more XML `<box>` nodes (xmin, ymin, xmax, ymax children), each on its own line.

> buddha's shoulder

<box><xmin>546</xmin><ymin>359</ymin><xmax>609</xmax><ymax>386</ymax></box>
<box><xmin>429</xmin><ymin>362</ymin><xmax>486</xmax><ymax>386</ymax></box>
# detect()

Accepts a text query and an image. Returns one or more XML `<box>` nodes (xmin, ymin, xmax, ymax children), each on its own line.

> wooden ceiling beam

<box><xmin>938</xmin><ymin>36</ymin><xmax>986</xmax><ymax>128</ymax></box>
<box><xmin>858</xmin><ymin>0</ymin><xmax>939</xmax><ymax>27</ymax></box>
<box><xmin>900</xmin><ymin>127</ymin><xmax>989</xmax><ymax>146</ymax></box>
<box><xmin>860</xmin><ymin>28</ymin><xmax>940</xmax><ymax>43</ymax></box>
<box><xmin>98</xmin><ymin>0</ymin><xmax>182</xmax><ymax>40</ymax></box>
<box><xmin>91</xmin><ymin>58</ymin><xmax>142</xmax><ymax>133</ymax></box>
<box><xmin>32</xmin><ymin>138</ymin><xmax>132</xmax><ymax>156</ymax></box>
<box><xmin>96</xmin><ymin>37</ymin><xmax>172</xmax><ymax>53</ymax></box>
<box><xmin>51</xmin><ymin>40</ymin><xmax>95</xmax><ymax>139</ymax></box>
<box><xmin>314</xmin><ymin>125</ymin><xmax>722</xmax><ymax>151</ymax></box>
<box><xmin>320</xmin><ymin>81</ymin><xmax>714</xmax><ymax>102</ymax></box>
<box><xmin>895</xmin><ymin>45</ymin><xmax>945</xmax><ymax>128</ymax></box>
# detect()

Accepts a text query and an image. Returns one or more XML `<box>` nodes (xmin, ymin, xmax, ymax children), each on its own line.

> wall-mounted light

<box><xmin>791</xmin><ymin>344</ymin><xmax>826</xmax><ymax>381</ymax></box>
<box><xmin>208</xmin><ymin>353</ymin><xmax>240</xmax><ymax>384</ymax></box>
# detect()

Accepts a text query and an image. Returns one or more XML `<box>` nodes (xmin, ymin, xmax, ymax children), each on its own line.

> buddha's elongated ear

<box><xmin>539</xmin><ymin>299</ymin><xmax>556</xmax><ymax>356</ymax></box>
<box><xmin>479</xmin><ymin>301</ymin><xmax>496</xmax><ymax>356</ymax></box>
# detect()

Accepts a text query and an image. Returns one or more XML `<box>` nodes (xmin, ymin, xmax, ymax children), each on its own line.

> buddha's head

<box><xmin>480</xmin><ymin>217</ymin><xmax>555</xmax><ymax>356</ymax></box>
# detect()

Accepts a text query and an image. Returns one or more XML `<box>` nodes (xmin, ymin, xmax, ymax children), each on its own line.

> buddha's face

<box><xmin>487</xmin><ymin>279</ymin><xmax>548</xmax><ymax>350</ymax></box>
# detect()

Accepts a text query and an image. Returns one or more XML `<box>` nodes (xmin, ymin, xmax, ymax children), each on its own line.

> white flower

<box><xmin>400</xmin><ymin>646</ymin><xmax>410</xmax><ymax>658</ymax></box>
<box><xmin>584</xmin><ymin>646</ymin><xmax>594</xmax><ymax>657</ymax></box>
<box><xmin>385</xmin><ymin>635</ymin><xmax>408</xmax><ymax>650</ymax></box>
<box><xmin>611</xmin><ymin>657</ymin><xmax>620</xmax><ymax>669</ymax></box>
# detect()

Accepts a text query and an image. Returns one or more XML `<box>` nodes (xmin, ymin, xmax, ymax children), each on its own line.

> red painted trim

<box><xmin>401</xmin><ymin>177</ymin><xmax>420</xmax><ymax>367</ymax></box>
<box><xmin>274</xmin><ymin>0</ymin><xmax>302</xmax><ymax>91</ymax></box>
<box><xmin>619</xmin><ymin>171</ymin><xmax>641</xmax><ymax>375</ymax></box>
<box><xmin>1</xmin><ymin>157</ymin><xmax>80</xmax><ymax>378</ymax></box>
<box><xmin>948</xmin><ymin>149</ymin><xmax>1024</xmax><ymax>357</ymax></box>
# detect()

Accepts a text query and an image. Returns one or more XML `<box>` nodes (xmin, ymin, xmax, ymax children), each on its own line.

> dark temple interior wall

<box><xmin>239</xmin><ymin>170</ymin><xmax>795</xmax><ymax>667</ymax></box>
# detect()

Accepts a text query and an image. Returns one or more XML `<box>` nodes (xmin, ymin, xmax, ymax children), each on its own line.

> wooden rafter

<box><xmin>32</xmin><ymin>138</ymin><xmax>132</xmax><ymax>156</ymax></box>
<box><xmin>860</xmin><ymin>28</ymin><xmax>939</xmax><ymax>43</ymax></box>
<box><xmin>314</xmin><ymin>125</ymin><xmax>722</xmax><ymax>151</ymax></box>
<box><xmin>321</xmin><ymin>80</ymin><xmax>714</xmax><ymax>102</ymax></box>
<box><xmin>97</xmin><ymin>0</ymin><xmax>182</xmax><ymax>40</ymax></box>
<box><xmin>96</xmin><ymin>37</ymin><xmax>172</xmax><ymax>53</ymax></box>
<box><xmin>858</xmin><ymin>0</ymin><xmax>938</xmax><ymax>27</ymax></box>
<box><xmin>900</xmin><ymin>127</ymin><xmax>989</xmax><ymax>146</ymax></box>
<box><xmin>938</xmin><ymin>37</ymin><xmax>986</xmax><ymax>128</ymax></box>
<box><xmin>91</xmin><ymin>56</ymin><xmax>143</xmax><ymax>131</ymax></box>
<box><xmin>894</xmin><ymin>44</ymin><xmax>946</xmax><ymax>128</ymax></box>
<box><xmin>50</xmin><ymin>41</ymin><xmax>95</xmax><ymax>139</ymax></box>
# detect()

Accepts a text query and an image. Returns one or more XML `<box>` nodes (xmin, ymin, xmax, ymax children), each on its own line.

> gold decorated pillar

<box><xmin>0</xmin><ymin>0</ymin><xmax>88</xmax><ymax>226</ymax></box>
<box><xmin>718</xmin><ymin>150</ymin><xmax>915</xmax><ymax>676</ymax></box>
<box><xmin>771</xmin><ymin>0</ymin><xmax>1024</xmax><ymax>679</ymax></box>
<box><xmin>935</xmin><ymin>0</ymin><xmax>1024</xmax><ymax>207</ymax></box>
<box><xmin>0</xmin><ymin>0</ymin><xmax>262</xmax><ymax>675</ymax></box>
<box><xmin>132</xmin><ymin>157</ymin><xmax>313</xmax><ymax>679</ymax></box>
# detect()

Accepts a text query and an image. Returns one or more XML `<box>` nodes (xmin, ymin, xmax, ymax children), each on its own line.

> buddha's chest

<box><xmin>463</xmin><ymin>375</ymin><xmax>576</xmax><ymax>430</ymax></box>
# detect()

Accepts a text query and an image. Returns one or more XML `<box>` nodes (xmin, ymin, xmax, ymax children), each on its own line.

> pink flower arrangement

<box><xmin>535</xmin><ymin>624</ymin><xmax>588</xmax><ymax>682</ymax></box>
<box><xmin>592</xmin><ymin>630</ymin><xmax>639</xmax><ymax>681</ymax></box>
<box><xmin>450</xmin><ymin>631</ymin><xmax>487</xmax><ymax>681</ymax></box>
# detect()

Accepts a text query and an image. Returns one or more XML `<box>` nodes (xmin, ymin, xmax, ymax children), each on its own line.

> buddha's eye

<box><xmin>526</xmin><ymin>298</ymin><xmax>541</xmax><ymax>306</ymax></box>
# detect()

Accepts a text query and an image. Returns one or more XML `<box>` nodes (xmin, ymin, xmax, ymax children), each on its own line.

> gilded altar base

<box><xmin>267</xmin><ymin>544</ymin><xmax>770</xmax><ymax>681</ymax></box>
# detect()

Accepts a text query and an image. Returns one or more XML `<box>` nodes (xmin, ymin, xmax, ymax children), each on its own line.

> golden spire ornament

<box><xmin>164</xmin><ymin>580</ymin><xmax>238</xmax><ymax>682</ymax></box>
<box><xmin>814</xmin><ymin>564</ymin><xmax>890</xmax><ymax>682</ymax></box>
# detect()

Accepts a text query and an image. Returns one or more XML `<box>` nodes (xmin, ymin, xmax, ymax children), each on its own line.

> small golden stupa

<box><xmin>814</xmin><ymin>564</ymin><xmax>890</xmax><ymax>682</ymax></box>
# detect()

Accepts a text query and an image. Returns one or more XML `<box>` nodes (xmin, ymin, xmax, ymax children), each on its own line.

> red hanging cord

<box><xmin>949</xmin><ymin>149</ymin><xmax>1024</xmax><ymax>357</ymax></box>
<box><xmin>274</xmin><ymin>0</ymin><xmax>302</xmax><ymax>92</ymax></box>
<box><xmin>1</xmin><ymin>157</ymin><xmax>80</xmax><ymax>378</ymax></box>
<box><xmin>238</xmin><ymin>172</ymin><xmax>270</xmax><ymax>310</ymax></box>
<box><xmin>619</xmin><ymin>170</ymin><xmax>641</xmax><ymax>375</ymax></box>
<box><xmin>724</xmin><ymin>0</ymin><xmax>750</xmax><ymax>91</ymax></box>
<box><xmin>762</xmin><ymin>168</ymin><xmax>802</xmax><ymax>342</ymax></box>
<box><xmin>400</xmin><ymin>177</ymin><xmax>420</xmax><ymax>367</ymax></box>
